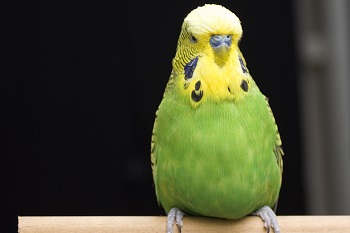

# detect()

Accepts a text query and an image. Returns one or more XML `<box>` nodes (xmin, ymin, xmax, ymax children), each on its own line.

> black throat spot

<box><xmin>240</xmin><ymin>79</ymin><xmax>248</xmax><ymax>92</ymax></box>
<box><xmin>191</xmin><ymin>90</ymin><xmax>203</xmax><ymax>102</ymax></box>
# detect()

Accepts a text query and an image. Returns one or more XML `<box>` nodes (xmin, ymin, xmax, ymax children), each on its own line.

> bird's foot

<box><xmin>166</xmin><ymin>207</ymin><xmax>185</xmax><ymax>233</ymax></box>
<box><xmin>252</xmin><ymin>206</ymin><xmax>280</xmax><ymax>233</ymax></box>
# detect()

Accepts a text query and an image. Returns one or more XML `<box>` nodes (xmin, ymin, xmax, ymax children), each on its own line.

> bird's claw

<box><xmin>252</xmin><ymin>206</ymin><xmax>281</xmax><ymax>233</ymax></box>
<box><xmin>167</xmin><ymin>207</ymin><xmax>185</xmax><ymax>233</ymax></box>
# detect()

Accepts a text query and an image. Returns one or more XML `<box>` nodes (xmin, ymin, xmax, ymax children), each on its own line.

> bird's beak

<box><xmin>210</xmin><ymin>35</ymin><xmax>232</xmax><ymax>66</ymax></box>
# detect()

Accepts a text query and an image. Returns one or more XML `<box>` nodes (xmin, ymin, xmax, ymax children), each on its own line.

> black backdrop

<box><xmin>1</xmin><ymin>1</ymin><xmax>304</xmax><ymax>231</ymax></box>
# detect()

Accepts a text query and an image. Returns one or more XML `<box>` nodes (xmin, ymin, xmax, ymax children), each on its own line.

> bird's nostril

<box><xmin>210</xmin><ymin>35</ymin><xmax>224</xmax><ymax>48</ymax></box>
<box><xmin>210</xmin><ymin>35</ymin><xmax>232</xmax><ymax>48</ymax></box>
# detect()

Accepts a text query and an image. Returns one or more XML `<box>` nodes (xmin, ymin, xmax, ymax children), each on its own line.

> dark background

<box><xmin>1</xmin><ymin>1</ymin><xmax>303</xmax><ymax>232</ymax></box>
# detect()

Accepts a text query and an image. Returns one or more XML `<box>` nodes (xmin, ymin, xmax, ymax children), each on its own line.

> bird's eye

<box><xmin>190</xmin><ymin>35</ymin><xmax>197</xmax><ymax>43</ymax></box>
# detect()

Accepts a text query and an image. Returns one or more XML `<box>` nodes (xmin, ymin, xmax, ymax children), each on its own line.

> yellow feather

<box><xmin>170</xmin><ymin>4</ymin><xmax>250</xmax><ymax>108</ymax></box>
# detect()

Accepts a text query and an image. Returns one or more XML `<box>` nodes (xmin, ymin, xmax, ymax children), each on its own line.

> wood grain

<box><xmin>18</xmin><ymin>216</ymin><xmax>350</xmax><ymax>233</ymax></box>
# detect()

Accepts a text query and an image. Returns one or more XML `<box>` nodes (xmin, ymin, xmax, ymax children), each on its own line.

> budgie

<box><xmin>151</xmin><ymin>4</ymin><xmax>284</xmax><ymax>233</ymax></box>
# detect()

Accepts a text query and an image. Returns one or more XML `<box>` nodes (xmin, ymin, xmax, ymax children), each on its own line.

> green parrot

<box><xmin>151</xmin><ymin>4</ymin><xmax>283</xmax><ymax>233</ymax></box>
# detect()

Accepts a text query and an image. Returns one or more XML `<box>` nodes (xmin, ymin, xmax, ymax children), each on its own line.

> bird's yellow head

<box><xmin>170</xmin><ymin>4</ymin><xmax>252</xmax><ymax>107</ymax></box>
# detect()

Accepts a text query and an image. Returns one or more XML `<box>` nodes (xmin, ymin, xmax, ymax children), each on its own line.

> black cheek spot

<box><xmin>240</xmin><ymin>80</ymin><xmax>248</xmax><ymax>92</ymax></box>
<box><xmin>195</xmin><ymin>80</ymin><xmax>201</xmax><ymax>91</ymax></box>
<box><xmin>228</xmin><ymin>86</ymin><xmax>231</xmax><ymax>93</ymax></box>
<box><xmin>191</xmin><ymin>90</ymin><xmax>203</xmax><ymax>102</ymax></box>
<box><xmin>239</xmin><ymin>56</ymin><xmax>248</xmax><ymax>74</ymax></box>
<box><xmin>184</xmin><ymin>57</ymin><xmax>199</xmax><ymax>80</ymax></box>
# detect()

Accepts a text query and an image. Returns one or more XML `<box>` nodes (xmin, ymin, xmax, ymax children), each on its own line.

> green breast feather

<box><xmin>152</xmin><ymin>81</ymin><xmax>282</xmax><ymax>219</ymax></box>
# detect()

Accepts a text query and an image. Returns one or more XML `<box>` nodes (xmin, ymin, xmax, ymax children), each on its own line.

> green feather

<box><xmin>152</xmin><ymin>84</ymin><xmax>281</xmax><ymax>219</ymax></box>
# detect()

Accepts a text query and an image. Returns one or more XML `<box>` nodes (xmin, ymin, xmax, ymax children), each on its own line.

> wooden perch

<box><xmin>18</xmin><ymin>216</ymin><xmax>350</xmax><ymax>233</ymax></box>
